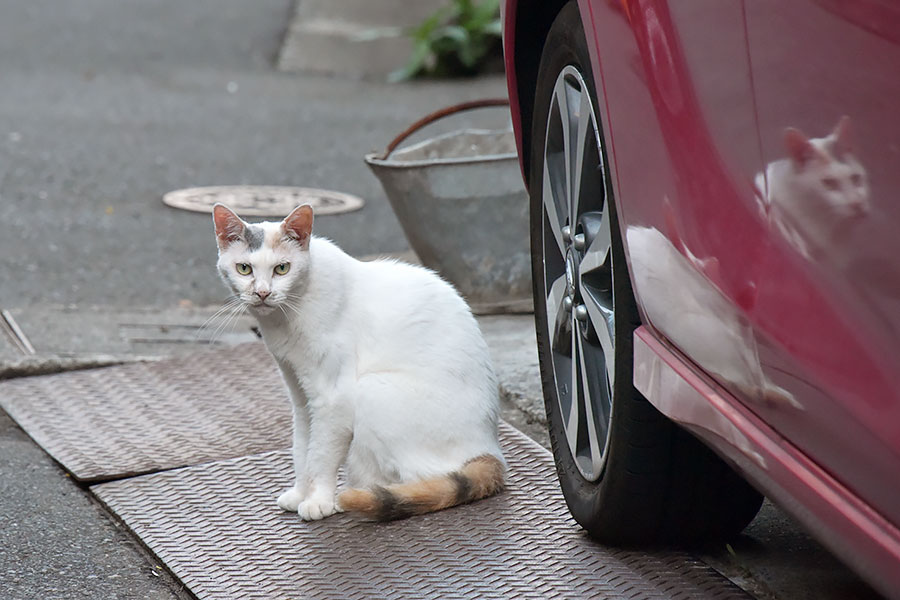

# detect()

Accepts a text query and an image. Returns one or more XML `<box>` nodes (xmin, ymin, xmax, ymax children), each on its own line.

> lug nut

<box><xmin>573</xmin><ymin>233</ymin><xmax>585</xmax><ymax>250</ymax></box>
<box><xmin>575</xmin><ymin>304</ymin><xmax>588</xmax><ymax>322</ymax></box>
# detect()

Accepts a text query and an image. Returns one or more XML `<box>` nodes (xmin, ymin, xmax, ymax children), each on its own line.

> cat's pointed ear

<box><xmin>282</xmin><ymin>204</ymin><xmax>313</xmax><ymax>249</ymax></box>
<box><xmin>213</xmin><ymin>204</ymin><xmax>246</xmax><ymax>248</ymax></box>
<box><xmin>832</xmin><ymin>115</ymin><xmax>854</xmax><ymax>157</ymax></box>
<box><xmin>784</xmin><ymin>127</ymin><xmax>819</xmax><ymax>168</ymax></box>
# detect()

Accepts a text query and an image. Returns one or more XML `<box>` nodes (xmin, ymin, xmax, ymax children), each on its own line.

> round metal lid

<box><xmin>162</xmin><ymin>185</ymin><xmax>365</xmax><ymax>217</ymax></box>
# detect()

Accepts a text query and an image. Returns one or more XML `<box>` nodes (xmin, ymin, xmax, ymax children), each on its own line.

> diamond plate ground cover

<box><xmin>93</xmin><ymin>424</ymin><xmax>750</xmax><ymax>600</ymax></box>
<box><xmin>0</xmin><ymin>343</ymin><xmax>290</xmax><ymax>481</ymax></box>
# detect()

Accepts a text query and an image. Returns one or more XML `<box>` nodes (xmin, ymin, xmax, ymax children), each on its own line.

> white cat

<box><xmin>755</xmin><ymin>116</ymin><xmax>870</xmax><ymax>266</ymax></box>
<box><xmin>213</xmin><ymin>203</ymin><xmax>505</xmax><ymax>521</ymax></box>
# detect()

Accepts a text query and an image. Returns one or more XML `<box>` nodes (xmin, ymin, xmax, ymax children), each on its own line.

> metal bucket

<box><xmin>365</xmin><ymin>99</ymin><xmax>532</xmax><ymax>314</ymax></box>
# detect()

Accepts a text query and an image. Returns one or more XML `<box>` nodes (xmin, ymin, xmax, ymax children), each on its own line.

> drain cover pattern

<box><xmin>163</xmin><ymin>185</ymin><xmax>365</xmax><ymax>216</ymax></box>
<box><xmin>0</xmin><ymin>343</ymin><xmax>290</xmax><ymax>481</ymax></box>
<box><xmin>93</xmin><ymin>424</ymin><xmax>749</xmax><ymax>600</ymax></box>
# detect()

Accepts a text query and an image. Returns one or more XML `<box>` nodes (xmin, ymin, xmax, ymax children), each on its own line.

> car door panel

<box><xmin>745</xmin><ymin>0</ymin><xmax>900</xmax><ymax>526</ymax></box>
<box><xmin>582</xmin><ymin>0</ymin><xmax>899</xmax><ymax>528</ymax></box>
<box><xmin>583</xmin><ymin>1</ymin><xmax>779</xmax><ymax>413</ymax></box>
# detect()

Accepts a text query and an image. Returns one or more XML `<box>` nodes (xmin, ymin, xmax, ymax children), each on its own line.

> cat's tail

<box><xmin>337</xmin><ymin>454</ymin><xmax>505</xmax><ymax>521</ymax></box>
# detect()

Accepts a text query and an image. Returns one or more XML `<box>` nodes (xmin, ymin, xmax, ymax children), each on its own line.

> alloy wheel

<box><xmin>540</xmin><ymin>65</ymin><xmax>615</xmax><ymax>482</ymax></box>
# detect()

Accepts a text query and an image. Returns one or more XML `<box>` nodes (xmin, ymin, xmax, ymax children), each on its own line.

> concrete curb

<box><xmin>0</xmin><ymin>354</ymin><xmax>158</xmax><ymax>380</ymax></box>
<box><xmin>277</xmin><ymin>0</ymin><xmax>447</xmax><ymax>78</ymax></box>
<box><xmin>0</xmin><ymin>306</ymin><xmax>549</xmax><ymax>446</ymax></box>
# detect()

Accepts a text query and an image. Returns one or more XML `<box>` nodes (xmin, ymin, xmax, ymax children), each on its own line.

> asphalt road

<box><xmin>0</xmin><ymin>0</ymin><xmax>507</xmax><ymax>308</ymax></box>
<box><xmin>0</xmin><ymin>410</ymin><xmax>190</xmax><ymax>600</ymax></box>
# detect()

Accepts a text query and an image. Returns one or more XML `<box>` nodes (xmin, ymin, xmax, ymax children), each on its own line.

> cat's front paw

<box><xmin>276</xmin><ymin>487</ymin><xmax>306</xmax><ymax>512</ymax></box>
<box><xmin>298</xmin><ymin>495</ymin><xmax>342</xmax><ymax>521</ymax></box>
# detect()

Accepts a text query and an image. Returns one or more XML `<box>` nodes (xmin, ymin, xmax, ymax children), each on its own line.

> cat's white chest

<box><xmin>263</xmin><ymin>323</ymin><xmax>352</xmax><ymax>400</ymax></box>
<box><xmin>258</xmin><ymin>320</ymin><xmax>295</xmax><ymax>358</ymax></box>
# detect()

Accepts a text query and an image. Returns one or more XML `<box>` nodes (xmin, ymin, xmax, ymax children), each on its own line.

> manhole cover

<box><xmin>163</xmin><ymin>186</ymin><xmax>364</xmax><ymax>217</ymax></box>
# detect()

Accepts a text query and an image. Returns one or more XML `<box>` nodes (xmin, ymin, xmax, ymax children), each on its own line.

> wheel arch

<box><xmin>508</xmin><ymin>0</ymin><xmax>642</xmax><ymax>325</ymax></box>
<box><xmin>506</xmin><ymin>0</ymin><xmax>570</xmax><ymax>187</ymax></box>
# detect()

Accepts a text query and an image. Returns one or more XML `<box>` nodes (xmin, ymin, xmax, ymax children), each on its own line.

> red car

<box><xmin>502</xmin><ymin>1</ymin><xmax>900</xmax><ymax>597</ymax></box>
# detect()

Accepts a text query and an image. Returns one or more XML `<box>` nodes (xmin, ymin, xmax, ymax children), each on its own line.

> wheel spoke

<box><xmin>565</xmin><ymin>319</ymin><xmax>581</xmax><ymax>452</ymax></box>
<box><xmin>554</xmin><ymin>79</ymin><xmax>576</xmax><ymax>224</ymax></box>
<box><xmin>578</xmin><ymin>212</ymin><xmax>611</xmax><ymax>276</ymax></box>
<box><xmin>571</xmin><ymin>87</ymin><xmax>592</xmax><ymax>218</ymax></box>
<box><xmin>542</xmin><ymin>161</ymin><xmax>567</xmax><ymax>257</ymax></box>
<box><xmin>545</xmin><ymin>272</ymin><xmax>569</xmax><ymax>351</ymax></box>
<box><xmin>579</xmin><ymin>335</ymin><xmax>605</xmax><ymax>475</ymax></box>
<box><xmin>581</xmin><ymin>290</ymin><xmax>615</xmax><ymax>388</ymax></box>
<box><xmin>578</xmin><ymin>207</ymin><xmax>615</xmax><ymax>388</ymax></box>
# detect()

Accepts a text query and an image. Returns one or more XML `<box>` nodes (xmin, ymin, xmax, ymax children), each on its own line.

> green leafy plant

<box><xmin>391</xmin><ymin>0</ymin><xmax>503</xmax><ymax>82</ymax></box>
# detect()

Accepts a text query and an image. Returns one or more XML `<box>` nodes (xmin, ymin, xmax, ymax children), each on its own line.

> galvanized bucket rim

<box><xmin>367</xmin><ymin>99</ymin><xmax>516</xmax><ymax>169</ymax></box>
<box><xmin>365</xmin><ymin>128</ymin><xmax>518</xmax><ymax>169</ymax></box>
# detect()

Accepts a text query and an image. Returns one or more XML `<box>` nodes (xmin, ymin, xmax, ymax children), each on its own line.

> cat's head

<box><xmin>783</xmin><ymin>116</ymin><xmax>870</xmax><ymax>219</ymax></box>
<box><xmin>212</xmin><ymin>203</ymin><xmax>313</xmax><ymax>315</ymax></box>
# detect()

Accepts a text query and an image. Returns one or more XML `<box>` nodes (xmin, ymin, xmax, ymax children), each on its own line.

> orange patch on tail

<box><xmin>335</xmin><ymin>488</ymin><xmax>379</xmax><ymax>514</ymax></box>
<box><xmin>461</xmin><ymin>454</ymin><xmax>506</xmax><ymax>498</ymax></box>
<box><xmin>337</xmin><ymin>454</ymin><xmax>505</xmax><ymax>521</ymax></box>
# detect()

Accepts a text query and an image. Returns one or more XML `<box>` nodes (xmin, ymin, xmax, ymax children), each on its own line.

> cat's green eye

<box><xmin>274</xmin><ymin>263</ymin><xmax>291</xmax><ymax>276</ymax></box>
<box><xmin>236</xmin><ymin>263</ymin><xmax>252</xmax><ymax>275</ymax></box>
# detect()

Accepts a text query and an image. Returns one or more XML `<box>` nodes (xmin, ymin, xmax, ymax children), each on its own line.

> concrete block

<box><xmin>278</xmin><ymin>0</ymin><xmax>448</xmax><ymax>78</ymax></box>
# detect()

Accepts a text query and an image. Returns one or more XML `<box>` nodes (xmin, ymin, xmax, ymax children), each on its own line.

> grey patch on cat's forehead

<box><xmin>244</xmin><ymin>224</ymin><xmax>266</xmax><ymax>250</ymax></box>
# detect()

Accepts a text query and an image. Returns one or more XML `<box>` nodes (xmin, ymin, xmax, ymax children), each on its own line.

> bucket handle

<box><xmin>377</xmin><ymin>98</ymin><xmax>510</xmax><ymax>160</ymax></box>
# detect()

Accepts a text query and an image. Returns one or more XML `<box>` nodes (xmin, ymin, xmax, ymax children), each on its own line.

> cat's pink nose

<box><xmin>256</xmin><ymin>290</ymin><xmax>271</xmax><ymax>300</ymax></box>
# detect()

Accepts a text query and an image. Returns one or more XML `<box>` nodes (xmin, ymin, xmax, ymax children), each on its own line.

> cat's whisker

<box><xmin>225</xmin><ymin>303</ymin><xmax>249</xmax><ymax>337</ymax></box>
<box><xmin>206</xmin><ymin>310</ymin><xmax>234</xmax><ymax>344</ymax></box>
<box><xmin>195</xmin><ymin>297</ymin><xmax>243</xmax><ymax>342</ymax></box>
<box><xmin>195</xmin><ymin>301</ymin><xmax>240</xmax><ymax>339</ymax></box>
<box><xmin>209</xmin><ymin>301</ymin><xmax>248</xmax><ymax>344</ymax></box>
<box><xmin>201</xmin><ymin>296</ymin><xmax>241</xmax><ymax>321</ymax></box>
<box><xmin>280</xmin><ymin>297</ymin><xmax>299</xmax><ymax>310</ymax></box>
<box><xmin>282</xmin><ymin>295</ymin><xmax>304</xmax><ymax>309</ymax></box>
<box><xmin>216</xmin><ymin>305</ymin><xmax>248</xmax><ymax>343</ymax></box>
<box><xmin>278</xmin><ymin>300</ymin><xmax>298</xmax><ymax>318</ymax></box>
<box><xmin>280</xmin><ymin>299</ymin><xmax>304</xmax><ymax>319</ymax></box>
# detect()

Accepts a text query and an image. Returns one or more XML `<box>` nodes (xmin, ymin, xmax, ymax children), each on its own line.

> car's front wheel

<box><xmin>529</xmin><ymin>2</ymin><xmax>763</xmax><ymax>545</ymax></box>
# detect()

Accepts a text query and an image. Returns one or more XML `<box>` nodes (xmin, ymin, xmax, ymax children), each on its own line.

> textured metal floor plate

<box><xmin>94</xmin><ymin>424</ymin><xmax>749</xmax><ymax>600</ymax></box>
<box><xmin>0</xmin><ymin>343</ymin><xmax>290</xmax><ymax>481</ymax></box>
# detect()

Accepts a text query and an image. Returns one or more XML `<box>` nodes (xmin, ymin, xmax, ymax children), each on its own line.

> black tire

<box><xmin>529</xmin><ymin>2</ymin><xmax>763</xmax><ymax>546</ymax></box>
